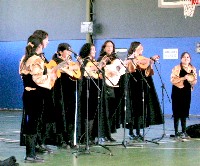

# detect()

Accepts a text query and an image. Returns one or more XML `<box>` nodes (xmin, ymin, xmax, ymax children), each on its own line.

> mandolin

<box><xmin>187</xmin><ymin>70</ymin><xmax>196</xmax><ymax>82</ymax></box>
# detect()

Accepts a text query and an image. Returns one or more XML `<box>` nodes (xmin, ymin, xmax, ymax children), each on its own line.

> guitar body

<box><xmin>104</xmin><ymin>65</ymin><xmax>121</xmax><ymax>87</ymax></box>
<box><xmin>84</xmin><ymin>55</ymin><xmax>110</xmax><ymax>79</ymax></box>
<box><xmin>136</xmin><ymin>55</ymin><xmax>160</xmax><ymax>70</ymax></box>
<box><xmin>104</xmin><ymin>59</ymin><xmax>126</xmax><ymax>87</ymax></box>
<box><xmin>67</xmin><ymin>62</ymin><xmax>81</xmax><ymax>80</ymax></box>
<box><xmin>187</xmin><ymin>73</ymin><xmax>195</xmax><ymax>82</ymax></box>
<box><xmin>46</xmin><ymin>60</ymin><xmax>81</xmax><ymax>81</ymax></box>
<box><xmin>136</xmin><ymin>56</ymin><xmax>150</xmax><ymax>70</ymax></box>
<box><xmin>84</xmin><ymin>61</ymin><xmax>99</xmax><ymax>79</ymax></box>
<box><xmin>45</xmin><ymin>60</ymin><xmax>62</xmax><ymax>78</ymax></box>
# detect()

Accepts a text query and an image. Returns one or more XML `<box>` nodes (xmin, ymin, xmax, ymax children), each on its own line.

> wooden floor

<box><xmin>0</xmin><ymin>110</ymin><xmax>200</xmax><ymax>166</ymax></box>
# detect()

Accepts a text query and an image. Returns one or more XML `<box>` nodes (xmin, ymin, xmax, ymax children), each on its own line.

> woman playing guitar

<box><xmin>51</xmin><ymin>43</ymin><xmax>81</xmax><ymax>148</ymax></box>
<box><xmin>76</xmin><ymin>43</ymin><xmax>102</xmax><ymax>145</ymax></box>
<box><xmin>96</xmin><ymin>40</ymin><xmax>121</xmax><ymax>143</ymax></box>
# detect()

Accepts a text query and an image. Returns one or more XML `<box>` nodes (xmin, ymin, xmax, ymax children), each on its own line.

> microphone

<box><xmin>67</xmin><ymin>48</ymin><xmax>79</xmax><ymax>58</ymax></box>
<box><xmin>150</xmin><ymin>56</ymin><xmax>160</xmax><ymax>64</ymax></box>
<box><xmin>67</xmin><ymin>48</ymin><xmax>84</xmax><ymax>66</ymax></box>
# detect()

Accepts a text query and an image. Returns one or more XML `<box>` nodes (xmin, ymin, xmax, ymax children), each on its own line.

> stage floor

<box><xmin>0</xmin><ymin>110</ymin><xmax>200</xmax><ymax>166</ymax></box>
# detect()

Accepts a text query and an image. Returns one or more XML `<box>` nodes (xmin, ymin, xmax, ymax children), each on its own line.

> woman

<box><xmin>51</xmin><ymin>43</ymin><xmax>81</xmax><ymax>148</ymax></box>
<box><xmin>97</xmin><ymin>40</ymin><xmax>121</xmax><ymax>143</ymax></box>
<box><xmin>171</xmin><ymin>52</ymin><xmax>197</xmax><ymax>139</ymax></box>
<box><xmin>122</xmin><ymin>41</ymin><xmax>163</xmax><ymax>141</ymax></box>
<box><xmin>30</xmin><ymin>30</ymin><xmax>55</xmax><ymax>153</ymax></box>
<box><xmin>77</xmin><ymin>43</ymin><xmax>100</xmax><ymax>145</ymax></box>
<box><xmin>19</xmin><ymin>34</ymin><xmax>57</xmax><ymax>162</ymax></box>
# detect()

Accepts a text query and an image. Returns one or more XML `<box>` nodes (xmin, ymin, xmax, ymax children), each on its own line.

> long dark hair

<box><xmin>33</xmin><ymin>30</ymin><xmax>48</xmax><ymax>40</ymax></box>
<box><xmin>99</xmin><ymin>40</ymin><xmax>115</xmax><ymax>56</ymax></box>
<box><xmin>22</xmin><ymin>35</ymin><xmax>43</xmax><ymax>64</ymax></box>
<box><xmin>52</xmin><ymin>43</ymin><xmax>71</xmax><ymax>59</ymax></box>
<box><xmin>79</xmin><ymin>43</ymin><xmax>94</xmax><ymax>59</ymax></box>
<box><xmin>127</xmin><ymin>41</ymin><xmax>140</xmax><ymax>55</ymax></box>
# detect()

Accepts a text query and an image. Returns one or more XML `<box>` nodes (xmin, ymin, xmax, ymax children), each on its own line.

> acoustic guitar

<box><xmin>84</xmin><ymin>55</ymin><xmax>110</xmax><ymax>79</ymax></box>
<box><xmin>104</xmin><ymin>59</ymin><xmax>126</xmax><ymax>87</ymax></box>
<box><xmin>84</xmin><ymin>61</ymin><xmax>99</xmax><ymax>79</ymax></box>
<box><xmin>45</xmin><ymin>60</ymin><xmax>66</xmax><ymax>78</ymax></box>
<box><xmin>104</xmin><ymin>55</ymin><xmax>159</xmax><ymax>87</ymax></box>
<box><xmin>45</xmin><ymin>60</ymin><xmax>69</xmax><ymax>88</ymax></box>
<box><xmin>65</xmin><ymin>61</ymin><xmax>81</xmax><ymax>80</ymax></box>
<box><xmin>45</xmin><ymin>59</ymin><xmax>81</xmax><ymax>80</ymax></box>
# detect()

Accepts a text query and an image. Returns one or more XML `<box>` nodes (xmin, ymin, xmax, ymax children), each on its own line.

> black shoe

<box><xmin>58</xmin><ymin>142</ymin><xmax>68</xmax><ymax>149</ymax></box>
<box><xmin>35</xmin><ymin>145</ymin><xmax>48</xmax><ymax>153</ymax></box>
<box><xmin>98</xmin><ymin>137</ymin><xmax>106</xmax><ymax>144</ymax></box>
<box><xmin>67</xmin><ymin>140</ymin><xmax>77</xmax><ymax>149</ymax></box>
<box><xmin>43</xmin><ymin>145</ymin><xmax>53</xmax><ymax>153</ymax></box>
<box><xmin>180</xmin><ymin>132</ymin><xmax>190</xmax><ymax>139</ymax></box>
<box><xmin>39</xmin><ymin>145</ymin><xmax>53</xmax><ymax>154</ymax></box>
<box><xmin>136</xmin><ymin>134</ymin><xmax>143</xmax><ymax>140</ymax></box>
<box><xmin>104</xmin><ymin>137</ymin><xmax>109</xmax><ymax>141</ymax></box>
<box><xmin>176</xmin><ymin>132</ymin><xmax>181</xmax><ymax>137</ymax></box>
<box><xmin>88</xmin><ymin>139</ymin><xmax>96</xmax><ymax>145</ymax></box>
<box><xmin>108</xmin><ymin>137</ymin><xmax>116</xmax><ymax>142</ymax></box>
<box><xmin>24</xmin><ymin>156</ymin><xmax>44</xmax><ymax>163</ymax></box>
<box><xmin>70</xmin><ymin>144</ymin><xmax>78</xmax><ymax>149</ymax></box>
<box><xmin>128</xmin><ymin>134</ymin><xmax>136</xmax><ymax>140</ymax></box>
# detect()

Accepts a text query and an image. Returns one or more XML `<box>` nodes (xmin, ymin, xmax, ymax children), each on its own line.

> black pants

<box><xmin>129</xmin><ymin>117</ymin><xmax>143</xmax><ymax>136</ymax></box>
<box><xmin>26</xmin><ymin>134</ymin><xmax>37</xmax><ymax>157</ymax></box>
<box><xmin>174</xmin><ymin>117</ymin><xmax>186</xmax><ymax>135</ymax></box>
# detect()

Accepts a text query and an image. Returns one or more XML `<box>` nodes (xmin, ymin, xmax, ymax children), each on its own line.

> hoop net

<box><xmin>182</xmin><ymin>0</ymin><xmax>199</xmax><ymax>18</ymax></box>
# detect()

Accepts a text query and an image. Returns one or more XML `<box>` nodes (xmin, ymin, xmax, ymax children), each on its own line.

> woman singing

<box><xmin>77</xmin><ymin>43</ymin><xmax>99</xmax><ymax>145</ymax></box>
<box><xmin>51</xmin><ymin>43</ymin><xmax>81</xmax><ymax>148</ymax></box>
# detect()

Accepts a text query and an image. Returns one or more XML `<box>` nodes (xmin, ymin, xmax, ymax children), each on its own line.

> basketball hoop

<box><xmin>182</xmin><ymin>0</ymin><xmax>199</xmax><ymax>18</ymax></box>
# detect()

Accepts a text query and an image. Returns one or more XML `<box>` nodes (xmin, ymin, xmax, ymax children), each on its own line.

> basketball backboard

<box><xmin>158</xmin><ymin>0</ymin><xmax>200</xmax><ymax>8</ymax></box>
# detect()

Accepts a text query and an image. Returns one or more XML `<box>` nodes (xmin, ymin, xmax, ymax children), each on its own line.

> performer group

<box><xmin>19</xmin><ymin>30</ymin><xmax>197</xmax><ymax>163</ymax></box>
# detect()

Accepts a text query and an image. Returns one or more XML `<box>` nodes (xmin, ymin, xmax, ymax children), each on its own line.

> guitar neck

<box><xmin>54</xmin><ymin>60</ymin><xmax>68</xmax><ymax>70</ymax></box>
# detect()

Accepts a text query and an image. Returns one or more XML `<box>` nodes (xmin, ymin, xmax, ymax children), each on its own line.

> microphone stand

<box><xmin>73</xmin><ymin>80</ymin><xmax>78</xmax><ymax>146</ymax></box>
<box><xmin>123</xmin><ymin>56</ymin><xmax>160</xmax><ymax>145</ymax></box>
<box><xmin>135</xmin><ymin>68</ymin><xmax>159</xmax><ymax>145</ymax></box>
<box><xmin>102</xmin><ymin>56</ymin><xmax>145</xmax><ymax>148</ymax></box>
<box><xmin>83</xmin><ymin>58</ymin><xmax>113</xmax><ymax>155</ymax></box>
<box><xmin>96</xmin><ymin>73</ymin><xmax>113</xmax><ymax>156</ymax></box>
<box><xmin>114</xmin><ymin>57</ymin><xmax>137</xmax><ymax>147</ymax></box>
<box><xmin>70</xmin><ymin>50</ymin><xmax>112</xmax><ymax>157</ymax></box>
<box><xmin>109</xmin><ymin>55</ymin><xmax>158</xmax><ymax>145</ymax></box>
<box><xmin>151</xmin><ymin>61</ymin><xmax>171</xmax><ymax>142</ymax></box>
<box><xmin>112</xmin><ymin>56</ymin><xmax>159</xmax><ymax>146</ymax></box>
